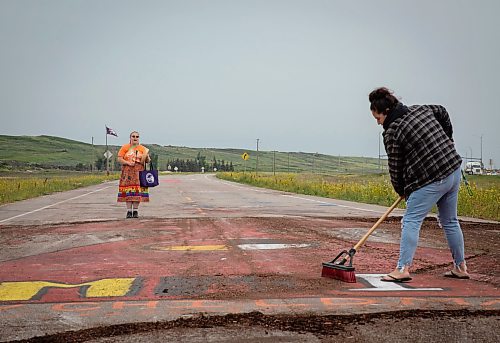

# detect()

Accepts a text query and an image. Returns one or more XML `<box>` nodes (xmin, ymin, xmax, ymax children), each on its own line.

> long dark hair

<box><xmin>369</xmin><ymin>87</ymin><xmax>399</xmax><ymax>114</ymax></box>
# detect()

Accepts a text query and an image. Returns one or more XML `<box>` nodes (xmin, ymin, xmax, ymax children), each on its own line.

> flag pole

<box><xmin>106</xmin><ymin>126</ymin><xmax>109</xmax><ymax>175</ymax></box>
<box><xmin>91</xmin><ymin>136</ymin><xmax>94</xmax><ymax>172</ymax></box>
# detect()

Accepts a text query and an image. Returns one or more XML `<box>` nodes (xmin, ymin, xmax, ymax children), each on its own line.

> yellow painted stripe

<box><xmin>84</xmin><ymin>278</ymin><xmax>136</xmax><ymax>297</ymax></box>
<box><xmin>0</xmin><ymin>278</ymin><xmax>136</xmax><ymax>301</ymax></box>
<box><xmin>154</xmin><ymin>245</ymin><xmax>228</xmax><ymax>251</ymax></box>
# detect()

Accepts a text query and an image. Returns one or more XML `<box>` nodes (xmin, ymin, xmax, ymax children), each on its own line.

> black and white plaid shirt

<box><xmin>383</xmin><ymin>104</ymin><xmax>462</xmax><ymax>196</ymax></box>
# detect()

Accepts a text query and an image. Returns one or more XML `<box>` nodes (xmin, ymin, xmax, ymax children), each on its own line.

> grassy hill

<box><xmin>0</xmin><ymin>135</ymin><xmax>99</xmax><ymax>167</ymax></box>
<box><xmin>0</xmin><ymin>135</ymin><xmax>386</xmax><ymax>174</ymax></box>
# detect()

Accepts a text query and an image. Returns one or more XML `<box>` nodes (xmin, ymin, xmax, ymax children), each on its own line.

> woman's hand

<box><xmin>128</xmin><ymin>160</ymin><xmax>136</xmax><ymax>166</ymax></box>
<box><xmin>118</xmin><ymin>156</ymin><xmax>133</xmax><ymax>167</ymax></box>
<box><xmin>140</xmin><ymin>154</ymin><xmax>150</xmax><ymax>164</ymax></box>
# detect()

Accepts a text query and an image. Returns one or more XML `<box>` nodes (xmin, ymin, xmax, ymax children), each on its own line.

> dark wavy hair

<box><xmin>369</xmin><ymin>87</ymin><xmax>399</xmax><ymax>114</ymax></box>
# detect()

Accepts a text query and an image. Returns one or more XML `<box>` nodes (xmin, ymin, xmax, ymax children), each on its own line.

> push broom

<box><xmin>321</xmin><ymin>196</ymin><xmax>404</xmax><ymax>283</ymax></box>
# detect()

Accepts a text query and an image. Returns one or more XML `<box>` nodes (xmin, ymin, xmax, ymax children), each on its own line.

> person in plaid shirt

<box><xmin>369</xmin><ymin>87</ymin><xmax>469</xmax><ymax>282</ymax></box>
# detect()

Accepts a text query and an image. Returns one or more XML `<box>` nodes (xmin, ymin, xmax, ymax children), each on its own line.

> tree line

<box><xmin>166</xmin><ymin>152</ymin><xmax>234</xmax><ymax>172</ymax></box>
<box><xmin>93</xmin><ymin>151</ymin><xmax>235</xmax><ymax>173</ymax></box>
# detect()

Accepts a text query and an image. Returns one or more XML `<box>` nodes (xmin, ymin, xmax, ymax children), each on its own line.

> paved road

<box><xmin>0</xmin><ymin>174</ymin><xmax>409</xmax><ymax>226</ymax></box>
<box><xmin>0</xmin><ymin>174</ymin><xmax>498</xmax><ymax>342</ymax></box>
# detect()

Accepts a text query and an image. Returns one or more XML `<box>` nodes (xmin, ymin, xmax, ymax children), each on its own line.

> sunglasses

<box><xmin>131</xmin><ymin>135</ymin><xmax>139</xmax><ymax>138</ymax></box>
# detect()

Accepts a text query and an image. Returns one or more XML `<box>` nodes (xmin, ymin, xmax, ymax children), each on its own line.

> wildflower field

<box><xmin>218</xmin><ymin>172</ymin><xmax>500</xmax><ymax>221</ymax></box>
<box><xmin>0</xmin><ymin>172</ymin><xmax>120</xmax><ymax>205</ymax></box>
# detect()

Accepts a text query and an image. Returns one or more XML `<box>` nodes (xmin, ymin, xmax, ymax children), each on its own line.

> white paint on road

<box><xmin>238</xmin><ymin>243</ymin><xmax>311</xmax><ymax>250</ymax></box>
<box><xmin>0</xmin><ymin>186</ymin><xmax>114</xmax><ymax>224</ymax></box>
<box><xmin>351</xmin><ymin>274</ymin><xmax>444</xmax><ymax>291</ymax></box>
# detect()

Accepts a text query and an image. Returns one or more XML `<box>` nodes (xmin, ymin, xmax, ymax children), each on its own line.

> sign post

<box><xmin>241</xmin><ymin>152</ymin><xmax>250</xmax><ymax>173</ymax></box>
<box><xmin>104</xmin><ymin>151</ymin><xmax>113</xmax><ymax>174</ymax></box>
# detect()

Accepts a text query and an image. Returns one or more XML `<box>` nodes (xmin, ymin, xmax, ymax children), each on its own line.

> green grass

<box><xmin>218</xmin><ymin>172</ymin><xmax>500</xmax><ymax>221</ymax></box>
<box><xmin>457</xmin><ymin>174</ymin><xmax>500</xmax><ymax>221</ymax></box>
<box><xmin>465</xmin><ymin>174</ymin><xmax>500</xmax><ymax>189</ymax></box>
<box><xmin>0</xmin><ymin>135</ymin><xmax>100</xmax><ymax>167</ymax></box>
<box><xmin>0</xmin><ymin>172</ymin><xmax>120</xmax><ymax>205</ymax></box>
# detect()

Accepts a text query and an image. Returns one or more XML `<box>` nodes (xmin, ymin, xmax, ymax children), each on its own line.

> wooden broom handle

<box><xmin>353</xmin><ymin>196</ymin><xmax>404</xmax><ymax>251</ymax></box>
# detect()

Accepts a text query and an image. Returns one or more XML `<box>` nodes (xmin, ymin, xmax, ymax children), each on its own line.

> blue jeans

<box><xmin>397</xmin><ymin>167</ymin><xmax>465</xmax><ymax>270</ymax></box>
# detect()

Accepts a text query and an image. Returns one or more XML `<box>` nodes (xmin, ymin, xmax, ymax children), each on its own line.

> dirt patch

<box><xmin>15</xmin><ymin>310</ymin><xmax>500</xmax><ymax>343</ymax></box>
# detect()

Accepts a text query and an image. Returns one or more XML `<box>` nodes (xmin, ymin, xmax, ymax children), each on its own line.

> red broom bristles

<box><xmin>321</xmin><ymin>265</ymin><xmax>357</xmax><ymax>283</ymax></box>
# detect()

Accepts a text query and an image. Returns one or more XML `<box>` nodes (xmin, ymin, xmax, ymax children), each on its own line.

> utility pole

<box><xmin>480</xmin><ymin>135</ymin><xmax>483</xmax><ymax>167</ymax></box>
<box><xmin>273</xmin><ymin>150</ymin><xmax>276</xmax><ymax>175</ymax></box>
<box><xmin>312</xmin><ymin>152</ymin><xmax>317</xmax><ymax>173</ymax></box>
<box><xmin>91</xmin><ymin>136</ymin><xmax>94</xmax><ymax>172</ymax></box>
<box><xmin>378</xmin><ymin>133</ymin><xmax>381</xmax><ymax>171</ymax></box>
<box><xmin>256</xmin><ymin>139</ymin><xmax>259</xmax><ymax>174</ymax></box>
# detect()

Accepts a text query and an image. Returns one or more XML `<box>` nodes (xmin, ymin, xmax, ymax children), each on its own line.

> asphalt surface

<box><xmin>0</xmin><ymin>173</ymin><xmax>498</xmax><ymax>342</ymax></box>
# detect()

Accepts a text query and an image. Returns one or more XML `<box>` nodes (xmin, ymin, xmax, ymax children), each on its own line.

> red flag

<box><xmin>106</xmin><ymin>126</ymin><xmax>118</xmax><ymax>137</ymax></box>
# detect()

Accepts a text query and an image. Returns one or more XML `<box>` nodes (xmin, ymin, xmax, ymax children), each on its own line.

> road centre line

<box><xmin>0</xmin><ymin>186</ymin><xmax>114</xmax><ymax>224</ymax></box>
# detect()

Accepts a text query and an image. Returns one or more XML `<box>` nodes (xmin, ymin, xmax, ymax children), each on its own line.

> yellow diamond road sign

<box><xmin>242</xmin><ymin>152</ymin><xmax>249</xmax><ymax>160</ymax></box>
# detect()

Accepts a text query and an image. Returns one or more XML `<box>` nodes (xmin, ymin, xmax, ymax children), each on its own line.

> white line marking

<box><xmin>282</xmin><ymin>195</ymin><xmax>384</xmax><ymax>213</ymax></box>
<box><xmin>205</xmin><ymin>175</ymin><xmax>401</xmax><ymax>215</ymax></box>
<box><xmin>216</xmin><ymin>180</ymin><xmax>271</xmax><ymax>193</ymax></box>
<box><xmin>0</xmin><ymin>186</ymin><xmax>113</xmax><ymax>224</ymax></box>
<box><xmin>350</xmin><ymin>274</ymin><xmax>444</xmax><ymax>291</ymax></box>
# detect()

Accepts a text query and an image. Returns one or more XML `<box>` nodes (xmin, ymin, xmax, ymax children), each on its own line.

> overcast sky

<box><xmin>1</xmin><ymin>0</ymin><xmax>499</xmax><ymax>167</ymax></box>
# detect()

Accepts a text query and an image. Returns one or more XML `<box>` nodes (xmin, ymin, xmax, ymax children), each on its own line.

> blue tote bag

<box><xmin>139</xmin><ymin>161</ymin><xmax>159</xmax><ymax>188</ymax></box>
